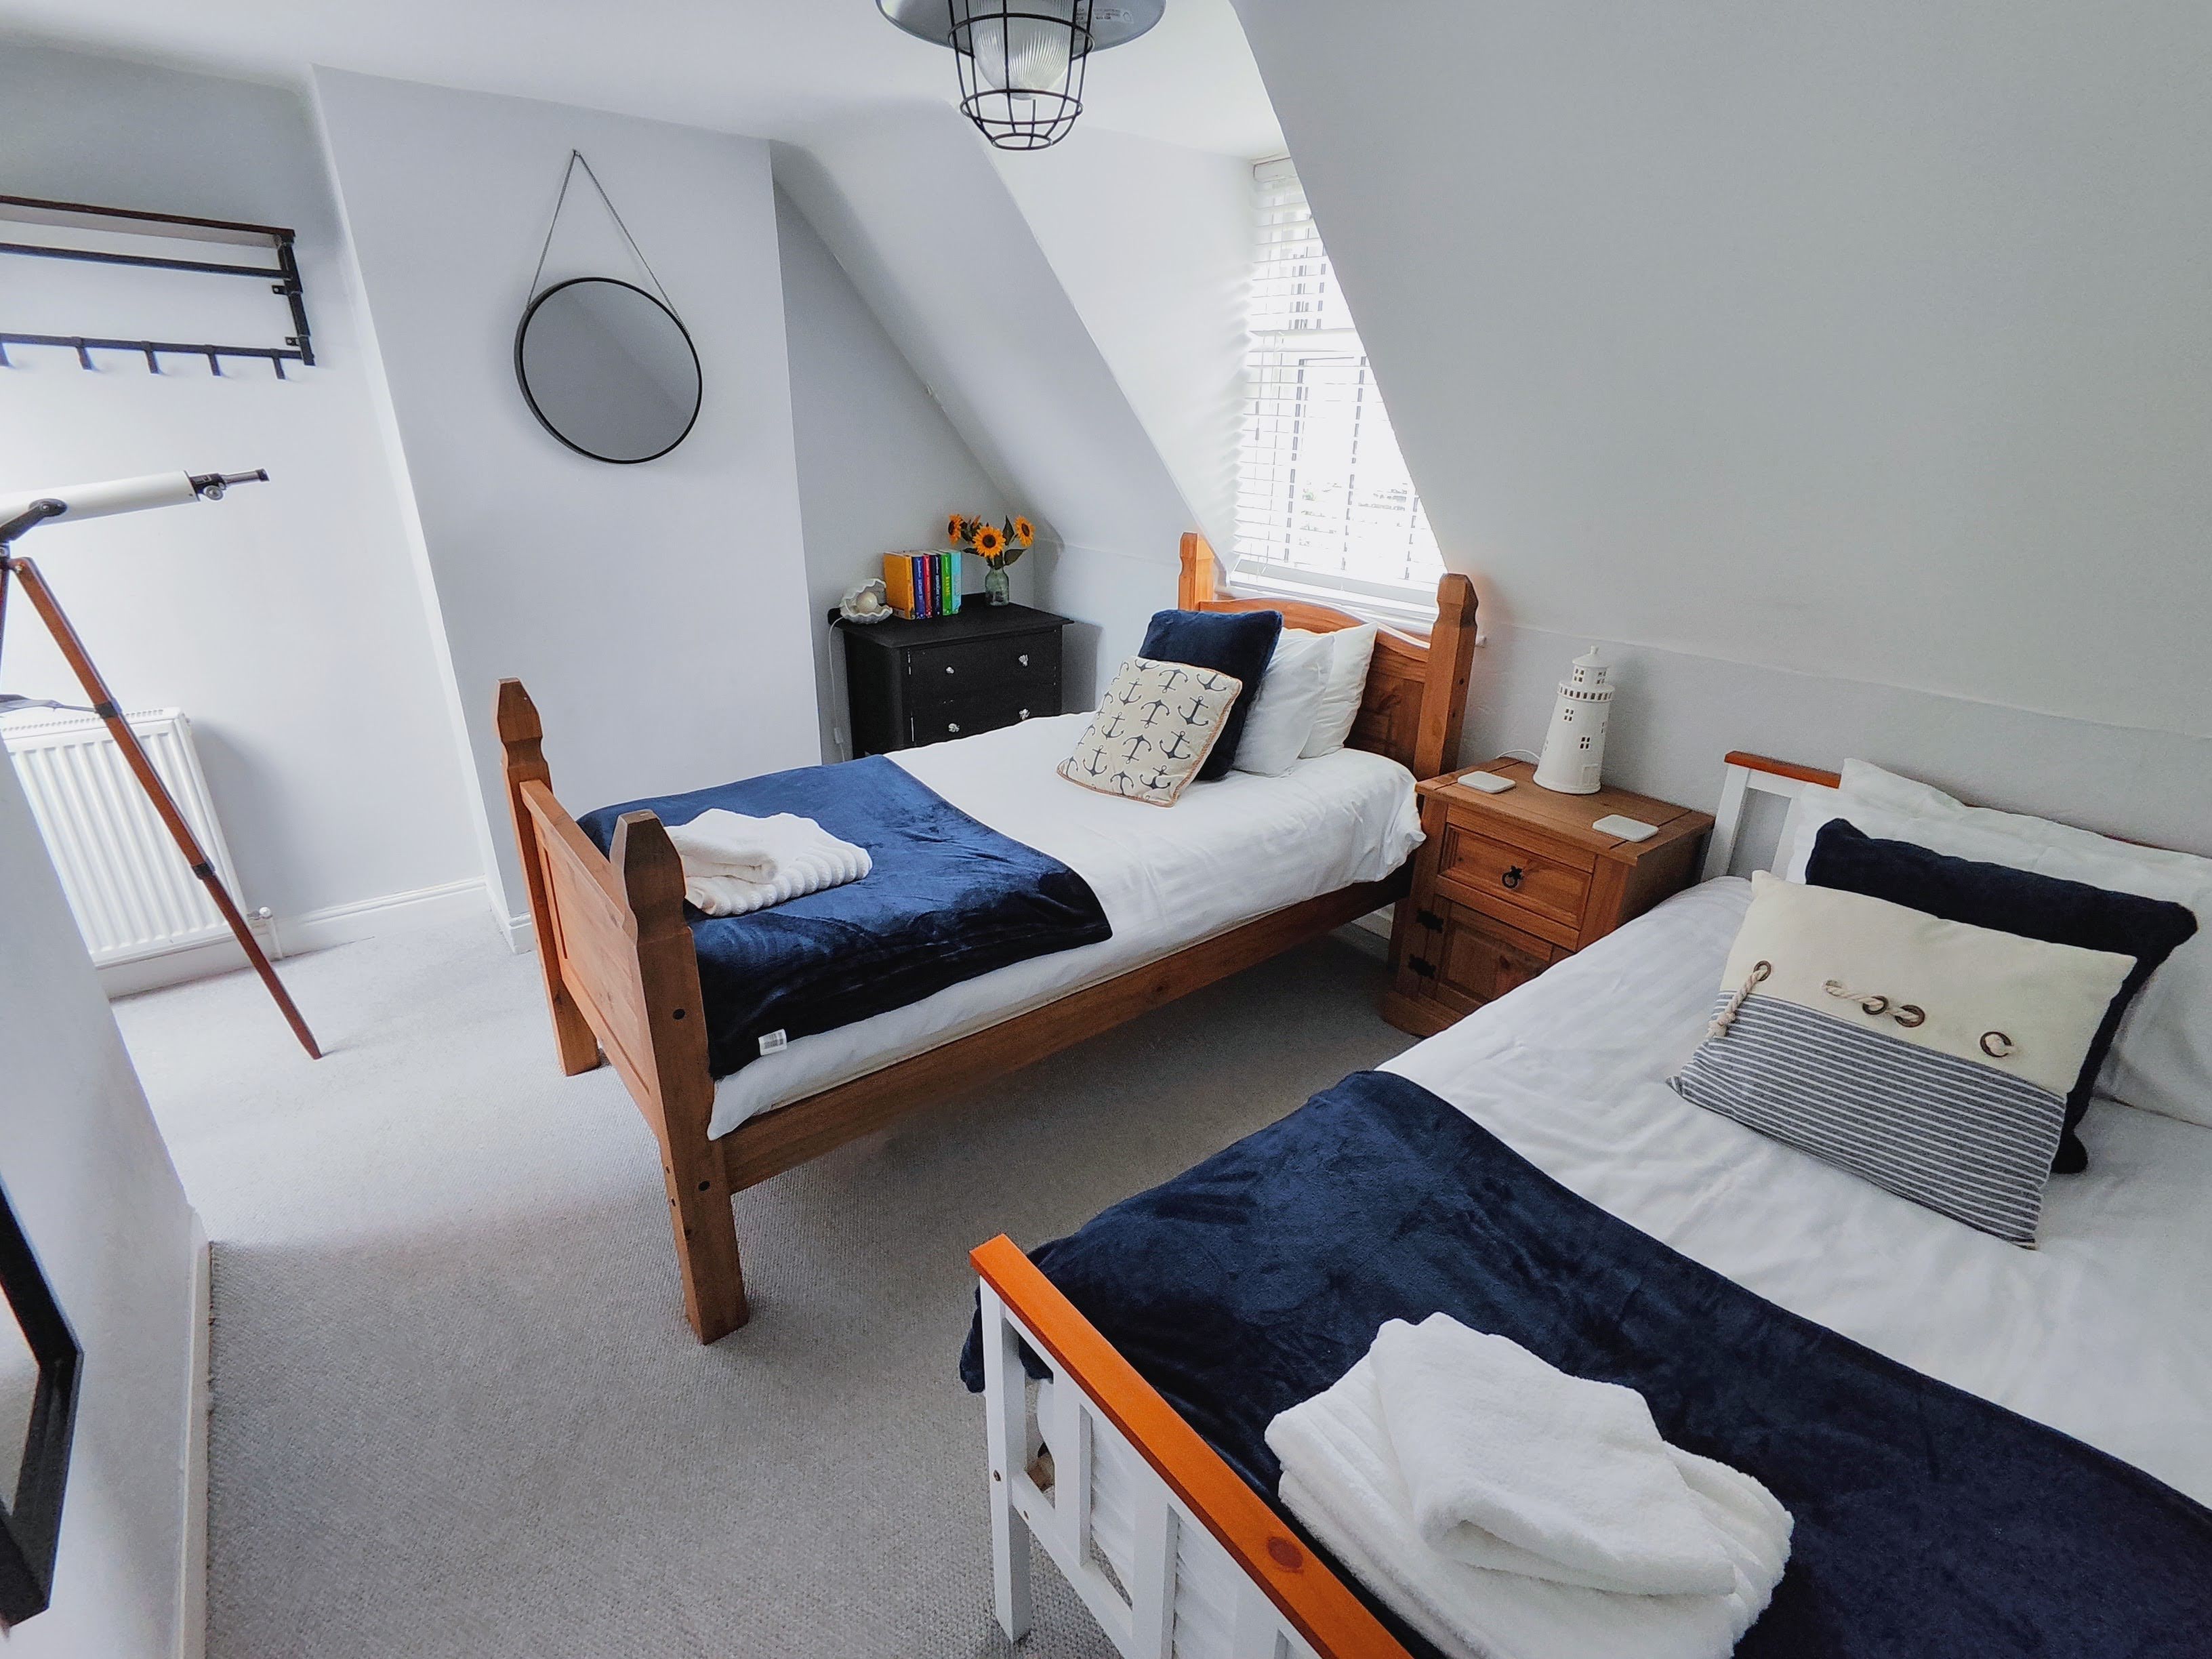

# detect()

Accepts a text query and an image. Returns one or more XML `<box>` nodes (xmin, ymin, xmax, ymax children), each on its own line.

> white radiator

<box><xmin>1</xmin><ymin>705</ymin><xmax>250</xmax><ymax>970</ymax></box>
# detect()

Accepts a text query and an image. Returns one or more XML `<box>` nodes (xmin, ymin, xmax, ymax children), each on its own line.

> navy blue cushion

<box><xmin>1805</xmin><ymin>819</ymin><xmax>2198</xmax><ymax>1174</ymax></box>
<box><xmin>1137</xmin><ymin>608</ymin><xmax>1282</xmax><ymax>780</ymax></box>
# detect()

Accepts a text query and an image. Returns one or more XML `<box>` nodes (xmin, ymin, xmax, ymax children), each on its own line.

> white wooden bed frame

<box><xmin>974</xmin><ymin>752</ymin><xmax>1837</xmax><ymax>1659</ymax></box>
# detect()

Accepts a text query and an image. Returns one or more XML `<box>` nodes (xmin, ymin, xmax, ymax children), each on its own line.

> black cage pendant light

<box><xmin>878</xmin><ymin>0</ymin><xmax>1165</xmax><ymax>151</ymax></box>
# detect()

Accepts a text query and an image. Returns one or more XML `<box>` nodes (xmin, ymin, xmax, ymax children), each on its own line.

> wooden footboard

<box><xmin>973</xmin><ymin>1234</ymin><xmax>1410</xmax><ymax>1658</ymax></box>
<box><xmin>496</xmin><ymin>682</ymin><xmax>745</xmax><ymax>1340</ymax></box>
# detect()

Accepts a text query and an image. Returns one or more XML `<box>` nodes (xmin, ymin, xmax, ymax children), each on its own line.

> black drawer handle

<box><xmin>1502</xmin><ymin>865</ymin><xmax>1525</xmax><ymax>890</ymax></box>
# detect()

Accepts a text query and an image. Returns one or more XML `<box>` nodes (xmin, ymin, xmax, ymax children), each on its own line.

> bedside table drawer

<box><xmin>1437</xmin><ymin>823</ymin><xmax>1592</xmax><ymax>936</ymax></box>
<box><xmin>905</xmin><ymin>688</ymin><xmax>1054</xmax><ymax>747</ymax></box>
<box><xmin>907</xmin><ymin>634</ymin><xmax>1059</xmax><ymax>699</ymax></box>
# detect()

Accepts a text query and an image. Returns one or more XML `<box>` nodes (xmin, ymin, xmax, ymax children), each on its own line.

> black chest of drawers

<box><xmin>838</xmin><ymin>601</ymin><xmax>1073</xmax><ymax>756</ymax></box>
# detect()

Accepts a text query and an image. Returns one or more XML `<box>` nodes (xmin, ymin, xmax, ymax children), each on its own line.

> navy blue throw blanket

<box><xmin>579</xmin><ymin>755</ymin><xmax>1109</xmax><ymax>1080</ymax></box>
<box><xmin>962</xmin><ymin>1071</ymin><xmax>2212</xmax><ymax>1658</ymax></box>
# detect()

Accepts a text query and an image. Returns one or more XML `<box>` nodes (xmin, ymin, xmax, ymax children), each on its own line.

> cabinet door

<box><xmin>1416</xmin><ymin>899</ymin><xmax>1558</xmax><ymax>1014</ymax></box>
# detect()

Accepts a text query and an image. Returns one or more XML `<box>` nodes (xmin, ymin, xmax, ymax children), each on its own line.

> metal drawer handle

<box><xmin>1019</xmin><ymin>709</ymin><xmax>1029</xmax><ymax>720</ymax></box>
<box><xmin>1018</xmin><ymin>653</ymin><xmax>1029</xmax><ymax>667</ymax></box>
<box><xmin>945</xmin><ymin>665</ymin><xmax>957</xmax><ymax>675</ymax></box>
<box><xmin>1501</xmin><ymin>865</ymin><xmax>1525</xmax><ymax>890</ymax></box>
<box><xmin>947</xmin><ymin>722</ymin><xmax>960</xmax><ymax>734</ymax></box>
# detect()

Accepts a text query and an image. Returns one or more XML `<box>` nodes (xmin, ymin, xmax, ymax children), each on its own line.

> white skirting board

<box><xmin>178</xmin><ymin>1215</ymin><xmax>211</xmax><ymax>1659</ymax></box>
<box><xmin>98</xmin><ymin>878</ymin><xmax>489</xmax><ymax>997</ymax></box>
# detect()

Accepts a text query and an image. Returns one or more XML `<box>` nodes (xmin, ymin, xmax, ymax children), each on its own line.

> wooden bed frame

<box><xmin>495</xmin><ymin>533</ymin><xmax>1478</xmax><ymax>1343</ymax></box>
<box><xmin>965</xmin><ymin>752</ymin><xmax>1858</xmax><ymax>1658</ymax></box>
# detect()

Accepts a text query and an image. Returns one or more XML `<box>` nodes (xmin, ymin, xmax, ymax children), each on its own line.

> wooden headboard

<box><xmin>1176</xmin><ymin>533</ymin><xmax>1477</xmax><ymax>781</ymax></box>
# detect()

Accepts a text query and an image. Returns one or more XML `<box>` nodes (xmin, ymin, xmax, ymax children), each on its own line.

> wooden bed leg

<box><xmin>495</xmin><ymin>679</ymin><xmax>601</xmax><ymax>1076</ymax></box>
<box><xmin>613</xmin><ymin>811</ymin><xmax>750</xmax><ymax>1343</ymax></box>
<box><xmin>1414</xmin><ymin>573</ymin><xmax>1479</xmax><ymax>779</ymax></box>
<box><xmin>1179</xmin><ymin>531</ymin><xmax>1217</xmax><ymax>609</ymax></box>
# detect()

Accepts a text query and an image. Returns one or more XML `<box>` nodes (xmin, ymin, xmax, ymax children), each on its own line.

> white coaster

<box><xmin>1592</xmin><ymin>813</ymin><xmax>1659</xmax><ymax>842</ymax></box>
<box><xmin>1461</xmin><ymin>772</ymin><xmax>1516</xmax><ymax>794</ymax></box>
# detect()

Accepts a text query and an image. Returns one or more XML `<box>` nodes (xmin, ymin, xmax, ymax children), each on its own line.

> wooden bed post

<box><xmin>1414</xmin><ymin>573</ymin><xmax>1479</xmax><ymax>780</ymax></box>
<box><xmin>495</xmin><ymin>679</ymin><xmax>600</xmax><ymax>1076</ymax></box>
<box><xmin>1178</xmin><ymin>531</ymin><xmax>1216</xmax><ymax>609</ymax></box>
<box><xmin>612</xmin><ymin>812</ymin><xmax>749</xmax><ymax>1343</ymax></box>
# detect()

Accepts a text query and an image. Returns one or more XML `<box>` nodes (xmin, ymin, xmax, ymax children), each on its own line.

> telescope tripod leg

<box><xmin>1</xmin><ymin>554</ymin><xmax>323</xmax><ymax>1059</ymax></box>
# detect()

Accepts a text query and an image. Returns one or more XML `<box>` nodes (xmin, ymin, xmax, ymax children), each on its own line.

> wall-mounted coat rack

<box><xmin>0</xmin><ymin>194</ymin><xmax>313</xmax><ymax>378</ymax></box>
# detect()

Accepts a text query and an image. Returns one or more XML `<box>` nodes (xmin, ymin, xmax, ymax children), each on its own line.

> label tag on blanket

<box><xmin>758</xmin><ymin>1030</ymin><xmax>789</xmax><ymax>1056</ymax></box>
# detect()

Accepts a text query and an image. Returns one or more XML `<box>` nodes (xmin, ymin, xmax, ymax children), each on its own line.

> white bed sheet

<box><xmin>708</xmin><ymin>713</ymin><xmax>1421</xmax><ymax>1138</ymax></box>
<box><xmin>1385</xmin><ymin>878</ymin><xmax>2212</xmax><ymax>1507</ymax></box>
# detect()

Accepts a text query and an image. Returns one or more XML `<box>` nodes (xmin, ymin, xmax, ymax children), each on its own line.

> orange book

<box><xmin>883</xmin><ymin>552</ymin><xmax>918</xmax><ymax>618</ymax></box>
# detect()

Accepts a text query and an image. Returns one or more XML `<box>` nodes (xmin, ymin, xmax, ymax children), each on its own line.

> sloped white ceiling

<box><xmin>1231</xmin><ymin>0</ymin><xmax>2212</xmax><ymax>738</ymax></box>
<box><xmin>4</xmin><ymin>0</ymin><xmax>1282</xmax><ymax>157</ymax></box>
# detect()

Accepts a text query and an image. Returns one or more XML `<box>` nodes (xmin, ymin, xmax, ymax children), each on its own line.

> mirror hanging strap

<box><xmin>525</xmin><ymin>149</ymin><xmax>680</xmax><ymax>317</ymax></box>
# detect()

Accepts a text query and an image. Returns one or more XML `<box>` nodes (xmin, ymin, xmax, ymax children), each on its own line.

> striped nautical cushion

<box><xmin>1671</xmin><ymin>874</ymin><xmax>2134</xmax><ymax>1245</ymax></box>
<box><xmin>1675</xmin><ymin>993</ymin><xmax>2067</xmax><ymax>1242</ymax></box>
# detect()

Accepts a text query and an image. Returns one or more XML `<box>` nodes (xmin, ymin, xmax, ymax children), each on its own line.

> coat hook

<box><xmin>74</xmin><ymin>338</ymin><xmax>93</xmax><ymax>370</ymax></box>
<box><xmin>207</xmin><ymin>349</ymin><xmax>222</xmax><ymax>376</ymax></box>
<box><xmin>144</xmin><ymin>345</ymin><xmax>161</xmax><ymax>373</ymax></box>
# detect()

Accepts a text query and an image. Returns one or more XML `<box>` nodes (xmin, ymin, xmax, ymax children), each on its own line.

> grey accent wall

<box><xmin>0</xmin><ymin>757</ymin><xmax>202</xmax><ymax>1659</ymax></box>
<box><xmin>0</xmin><ymin>42</ymin><xmax>479</xmax><ymax>924</ymax></box>
<box><xmin>315</xmin><ymin>70</ymin><xmax>821</xmax><ymax>928</ymax></box>
<box><xmin>1465</xmin><ymin>621</ymin><xmax>2212</xmax><ymax>859</ymax></box>
<box><xmin>774</xmin><ymin>189</ymin><xmax>1016</xmax><ymax>761</ymax></box>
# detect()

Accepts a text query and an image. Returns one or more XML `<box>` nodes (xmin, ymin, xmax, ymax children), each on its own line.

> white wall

<box><xmin>1233</xmin><ymin>0</ymin><xmax>2212</xmax><ymax>743</ymax></box>
<box><xmin>989</xmin><ymin>128</ymin><xmax>1252</xmax><ymax>559</ymax></box>
<box><xmin>0</xmin><ymin>755</ymin><xmax>203</xmax><ymax>1658</ymax></box>
<box><xmin>775</xmin><ymin>112</ymin><xmax>1199</xmax><ymax>705</ymax></box>
<box><xmin>314</xmin><ymin>70</ymin><xmax>820</xmax><ymax>928</ymax></box>
<box><xmin>773</xmin><ymin>188</ymin><xmax>1018</xmax><ymax>761</ymax></box>
<box><xmin>0</xmin><ymin>41</ymin><xmax>480</xmax><ymax>930</ymax></box>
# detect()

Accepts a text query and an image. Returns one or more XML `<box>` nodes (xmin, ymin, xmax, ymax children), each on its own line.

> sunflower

<box><xmin>1012</xmin><ymin>516</ymin><xmax>1035</xmax><ymax>548</ymax></box>
<box><xmin>972</xmin><ymin>523</ymin><xmax>1008</xmax><ymax>562</ymax></box>
<box><xmin>946</xmin><ymin>512</ymin><xmax>971</xmax><ymax>547</ymax></box>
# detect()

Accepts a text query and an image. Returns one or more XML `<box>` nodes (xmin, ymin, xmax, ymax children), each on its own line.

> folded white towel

<box><xmin>665</xmin><ymin>809</ymin><xmax>872</xmax><ymax>917</ymax></box>
<box><xmin>1266</xmin><ymin>1316</ymin><xmax>1791</xmax><ymax>1659</ymax></box>
<box><xmin>1372</xmin><ymin>1315</ymin><xmax>1740</xmax><ymax>1595</ymax></box>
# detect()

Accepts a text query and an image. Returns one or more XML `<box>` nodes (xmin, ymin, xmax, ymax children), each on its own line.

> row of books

<box><xmin>882</xmin><ymin>550</ymin><xmax>964</xmax><ymax>619</ymax></box>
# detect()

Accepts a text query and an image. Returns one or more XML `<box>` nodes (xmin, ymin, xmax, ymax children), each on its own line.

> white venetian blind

<box><xmin>1234</xmin><ymin>158</ymin><xmax>1443</xmax><ymax>612</ymax></box>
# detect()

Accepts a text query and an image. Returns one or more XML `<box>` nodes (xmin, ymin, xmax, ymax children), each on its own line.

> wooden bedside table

<box><xmin>1382</xmin><ymin>760</ymin><xmax>1715</xmax><ymax>1037</ymax></box>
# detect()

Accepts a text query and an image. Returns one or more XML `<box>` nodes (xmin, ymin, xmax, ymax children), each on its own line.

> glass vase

<box><xmin>984</xmin><ymin>564</ymin><xmax>1011</xmax><ymax>606</ymax></box>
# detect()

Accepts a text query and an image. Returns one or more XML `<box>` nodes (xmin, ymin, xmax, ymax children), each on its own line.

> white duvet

<box><xmin>1386</xmin><ymin>878</ymin><xmax>2212</xmax><ymax>1506</ymax></box>
<box><xmin>706</xmin><ymin>713</ymin><xmax>1421</xmax><ymax>1139</ymax></box>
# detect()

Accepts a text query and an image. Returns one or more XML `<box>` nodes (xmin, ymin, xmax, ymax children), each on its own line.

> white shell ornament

<box><xmin>840</xmin><ymin>579</ymin><xmax>892</xmax><ymax>623</ymax></box>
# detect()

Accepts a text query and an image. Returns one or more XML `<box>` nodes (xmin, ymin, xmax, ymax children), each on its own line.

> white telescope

<box><xmin>0</xmin><ymin>469</ymin><xmax>268</xmax><ymax>533</ymax></box>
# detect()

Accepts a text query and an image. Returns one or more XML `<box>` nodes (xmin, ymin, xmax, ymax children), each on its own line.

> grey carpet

<box><xmin>114</xmin><ymin>915</ymin><xmax>1413</xmax><ymax>1659</ymax></box>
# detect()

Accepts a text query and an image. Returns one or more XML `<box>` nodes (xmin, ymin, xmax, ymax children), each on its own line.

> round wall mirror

<box><xmin>514</xmin><ymin>277</ymin><xmax>702</xmax><ymax>464</ymax></box>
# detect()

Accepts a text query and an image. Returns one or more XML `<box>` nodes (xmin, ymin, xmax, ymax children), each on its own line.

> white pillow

<box><xmin>1233</xmin><ymin>631</ymin><xmax>1333</xmax><ymax>777</ymax></box>
<box><xmin>1057</xmin><ymin>656</ymin><xmax>1244</xmax><ymax>806</ymax></box>
<box><xmin>1294</xmin><ymin>623</ymin><xmax>1380</xmax><ymax>758</ymax></box>
<box><xmin>1790</xmin><ymin>760</ymin><xmax>2212</xmax><ymax>1129</ymax></box>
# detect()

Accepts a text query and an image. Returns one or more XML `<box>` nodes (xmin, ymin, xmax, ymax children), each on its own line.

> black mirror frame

<box><xmin>0</xmin><ymin>1179</ymin><xmax>80</xmax><ymax>1629</ymax></box>
<box><xmin>512</xmin><ymin>275</ymin><xmax>703</xmax><ymax>466</ymax></box>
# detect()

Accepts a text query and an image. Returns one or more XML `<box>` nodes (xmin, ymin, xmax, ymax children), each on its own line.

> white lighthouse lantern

<box><xmin>1533</xmin><ymin>645</ymin><xmax>1614</xmax><ymax>795</ymax></box>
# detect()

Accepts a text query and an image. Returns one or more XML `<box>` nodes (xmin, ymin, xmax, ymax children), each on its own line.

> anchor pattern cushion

<box><xmin>1057</xmin><ymin>656</ymin><xmax>1245</xmax><ymax>806</ymax></box>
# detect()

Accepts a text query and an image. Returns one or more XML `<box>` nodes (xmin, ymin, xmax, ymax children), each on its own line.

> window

<box><xmin>1233</xmin><ymin>158</ymin><xmax>1443</xmax><ymax>617</ymax></box>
